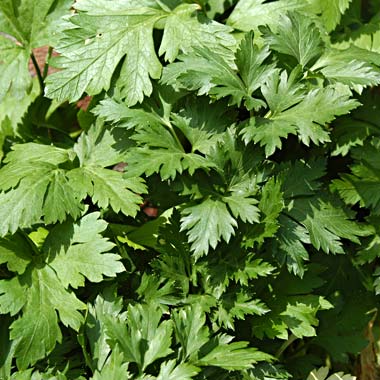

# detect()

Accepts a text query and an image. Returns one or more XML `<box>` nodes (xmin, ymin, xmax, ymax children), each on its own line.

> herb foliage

<box><xmin>1</xmin><ymin>0</ymin><xmax>380</xmax><ymax>379</ymax></box>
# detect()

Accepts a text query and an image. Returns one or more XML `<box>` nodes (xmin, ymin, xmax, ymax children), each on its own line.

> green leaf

<box><xmin>0</xmin><ymin>213</ymin><xmax>121</xmax><ymax>369</ymax></box>
<box><xmin>307</xmin><ymin>367</ymin><xmax>355</xmax><ymax>380</ymax></box>
<box><xmin>45</xmin><ymin>213</ymin><xmax>124</xmax><ymax>288</ymax></box>
<box><xmin>73</xmin><ymin>123</ymin><xmax>131</xmax><ymax>167</ymax></box>
<box><xmin>331</xmin><ymin>139</ymin><xmax>380</xmax><ymax>213</ymax></box>
<box><xmin>125</xmin><ymin>122</ymin><xmax>212</xmax><ymax>180</ymax></box>
<box><xmin>0</xmin><ymin>233</ymin><xmax>32</xmax><ymax>275</ymax></box>
<box><xmin>261</xmin><ymin>68</ymin><xmax>305</xmax><ymax>115</ymax></box>
<box><xmin>159</xmin><ymin>3</ymin><xmax>235</xmax><ymax>63</ymax></box>
<box><xmin>0</xmin><ymin>0</ymin><xmax>71</xmax><ymax>47</ymax></box>
<box><xmin>45</xmin><ymin>1</ymin><xmax>235</xmax><ymax>106</ymax></box>
<box><xmin>311</xmin><ymin>48</ymin><xmax>380</xmax><ymax>90</ymax></box>
<box><xmin>68</xmin><ymin>167</ymin><xmax>145</xmax><ymax>217</ymax></box>
<box><xmin>163</xmin><ymin>33</ymin><xmax>275</xmax><ymax>110</ymax></box>
<box><xmin>181</xmin><ymin>198</ymin><xmax>238</xmax><ymax>257</ymax></box>
<box><xmin>227</xmin><ymin>0</ymin><xmax>307</xmax><ymax>32</ymax></box>
<box><xmin>86</xmin><ymin>289</ymin><xmax>124</xmax><ymax>371</ymax></box>
<box><xmin>91</xmin><ymin>346</ymin><xmax>131</xmax><ymax>380</ymax></box>
<box><xmin>105</xmin><ymin>303</ymin><xmax>173</xmax><ymax>372</ymax></box>
<box><xmin>0</xmin><ymin>144</ymin><xmax>82</xmax><ymax>235</ymax></box>
<box><xmin>0</xmin><ymin>277</ymin><xmax>27</xmax><ymax>316</ymax></box>
<box><xmin>262</xmin><ymin>12</ymin><xmax>324</xmax><ymax>68</ymax></box>
<box><xmin>0</xmin><ymin>36</ymin><xmax>31</xmax><ymax>101</ymax></box>
<box><xmin>241</xmin><ymin>117</ymin><xmax>296</xmax><ymax>158</ymax></box>
<box><xmin>223</xmin><ymin>192</ymin><xmax>260</xmax><ymax>224</ymax></box>
<box><xmin>311</xmin><ymin>0</ymin><xmax>352</xmax><ymax>32</ymax></box>
<box><xmin>9</xmin><ymin>265</ymin><xmax>85</xmax><ymax>369</ymax></box>
<box><xmin>303</xmin><ymin>200</ymin><xmax>370</xmax><ymax>254</ymax></box>
<box><xmin>172</xmin><ymin>304</ymin><xmax>209</xmax><ymax>361</ymax></box>
<box><xmin>273</xmin><ymin>215</ymin><xmax>310</xmax><ymax>277</ymax></box>
<box><xmin>156</xmin><ymin>360</ymin><xmax>200</xmax><ymax>380</ymax></box>
<box><xmin>196</xmin><ymin>337</ymin><xmax>273</xmax><ymax>370</ymax></box>
<box><xmin>45</xmin><ymin>2</ymin><xmax>164</xmax><ymax>105</ymax></box>
<box><xmin>0</xmin><ymin>0</ymin><xmax>71</xmax><ymax>101</ymax></box>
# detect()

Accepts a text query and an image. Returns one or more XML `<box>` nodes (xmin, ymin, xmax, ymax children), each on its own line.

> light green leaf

<box><xmin>227</xmin><ymin>0</ymin><xmax>307</xmax><ymax>32</ymax></box>
<box><xmin>0</xmin><ymin>213</ymin><xmax>120</xmax><ymax>369</ymax></box>
<box><xmin>262</xmin><ymin>12</ymin><xmax>324</xmax><ymax>68</ymax></box>
<box><xmin>0</xmin><ymin>144</ymin><xmax>81</xmax><ymax>235</ymax></box>
<box><xmin>181</xmin><ymin>198</ymin><xmax>238</xmax><ymax>256</ymax></box>
<box><xmin>241</xmin><ymin>117</ymin><xmax>296</xmax><ymax>157</ymax></box>
<box><xmin>0</xmin><ymin>0</ymin><xmax>71</xmax><ymax>101</ymax></box>
<box><xmin>331</xmin><ymin>140</ymin><xmax>380</xmax><ymax>213</ymax></box>
<box><xmin>310</xmin><ymin>0</ymin><xmax>352</xmax><ymax>32</ymax></box>
<box><xmin>73</xmin><ymin>123</ymin><xmax>130</xmax><ymax>167</ymax></box>
<box><xmin>68</xmin><ymin>167</ymin><xmax>145</xmax><ymax>217</ymax></box>
<box><xmin>159</xmin><ymin>3</ymin><xmax>235</xmax><ymax>63</ymax></box>
<box><xmin>196</xmin><ymin>339</ymin><xmax>273</xmax><ymax>370</ymax></box>
<box><xmin>0</xmin><ymin>277</ymin><xmax>27</xmax><ymax>316</ymax></box>
<box><xmin>91</xmin><ymin>346</ymin><xmax>131</xmax><ymax>380</ymax></box>
<box><xmin>0</xmin><ymin>234</ymin><xmax>32</xmax><ymax>275</ymax></box>
<box><xmin>311</xmin><ymin>48</ymin><xmax>380</xmax><ymax>90</ymax></box>
<box><xmin>45</xmin><ymin>213</ymin><xmax>124</xmax><ymax>289</ymax></box>
<box><xmin>307</xmin><ymin>367</ymin><xmax>356</xmax><ymax>380</ymax></box>
<box><xmin>223</xmin><ymin>193</ymin><xmax>260</xmax><ymax>224</ymax></box>
<box><xmin>0</xmin><ymin>36</ymin><xmax>31</xmax><ymax>101</ymax></box>
<box><xmin>163</xmin><ymin>33</ymin><xmax>275</xmax><ymax>110</ymax></box>
<box><xmin>125</xmin><ymin>123</ymin><xmax>212</xmax><ymax>180</ymax></box>
<box><xmin>10</xmin><ymin>265</ymin><xmax>85</xmax><ymax>369</ymax></box>
<box><xmin>261</xmin><ymin>68</ymin><xmax>305</xmax><ymax>115</ymax></box>
<box><xmin>303</xmin><ymin>201</ymin><xmax>370</xmax><ymax>254</ymax></box>
<box><xmin>45</xmin><ymin>3</ymin><xmax>164</xmax><ymax>105</ymax></box>
<box><xmin>45</xmin><ymin>1</ymin><xmax>235</xmax><ymax>106</ymax></box>
<box><xmin>86</xmin><ymin>289</ymin><xmax>124</xmax><ymax>370</ymax></box>
<box><xmin>156</xmin><ymin>360</ymin><xmax>200</xmax><ymax>380</ymax></box>
<box><xmin>0</xmin><ymin>0</ymin><xmax>71</xmax><ymax>47</ymax></box>
<box><xmin>271</xmin><ymin>86</ymin><xmax>359</xmax><ymax>147</ymax></box>
<box><xmin>105</xmin><ymin>303</ymin><xmax>173</xmax><ymax>372</ymax></box>
<box><xmin>172</xmin><ymin>304</ymin><xmax>209</xmax><ymax>361</ymax></box>
<box><xmin>242</xmin><ymin>77</ymin><xmax>357</xmax><ymax>155</ymax></box>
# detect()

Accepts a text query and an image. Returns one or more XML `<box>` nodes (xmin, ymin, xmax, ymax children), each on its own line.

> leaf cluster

<box><xmin>1</xmin><ymin>1</ymin><xmax>380</xmax><ymax>379</ymax></box>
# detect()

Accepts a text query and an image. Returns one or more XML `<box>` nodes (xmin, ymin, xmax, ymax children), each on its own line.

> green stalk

<box><xmin>30</xmin><ymin>52</ymin><xmax>44</xmax><ymax>90</ymax></box>
<box><xmin>43</xmin><ymin>46</ymin><xmax>53</xmax><ymax>79</ymax></box>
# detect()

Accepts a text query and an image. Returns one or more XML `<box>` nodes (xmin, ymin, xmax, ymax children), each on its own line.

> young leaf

<box><xmin>172</xmin><ymin>304</ymin><xmax>210</xmax><ymax>361</ymax></box>
<box><xmin>105</xmin><ymin>303</ymin><xmax>173</xmax><ymax>372</ymax></box>
<box><xmin>180</xmin><ymin>198</ymin><xmax>238</xmax><ymax>257</ymax></box>
<box><xmin>156</xmin><ymin>360</ymin><xmax>200</xmax><ymax>380</ymax></box>
<box><xmin>262</xmin><ymin>12</ymin><xmax>324</xmax><ymax>68</ymax></box>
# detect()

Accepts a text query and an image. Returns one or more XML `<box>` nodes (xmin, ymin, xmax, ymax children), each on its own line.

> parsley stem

<box><xmin>275</xmin><ymin>333</ymin><xmax>297</xmax><ymax>358</ymax></box>
<box><xmin>31</xmin><ymin>52</ymin><xmax>45</xmax><ymax>90</ymax></box>
<box><xmin>43</xmin><ymin>46</ymin><xmax>53</xmax><ymax>79</ymax></box>
<box><xmin>264</xmin><ymin>110</ymin><xmax>272</xmax><ymax>118</ymax></box>
<box><xmin>166</xmin><ymin>121</ymin><xmax>185</xmax><ymax>151</ymax></box>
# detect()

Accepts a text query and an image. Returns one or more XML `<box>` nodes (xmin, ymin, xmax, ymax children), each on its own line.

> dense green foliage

<box><xmin>1</xmin><ymin>0</ymin><xmax>380</xmax><ymax>379</ymax></box>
